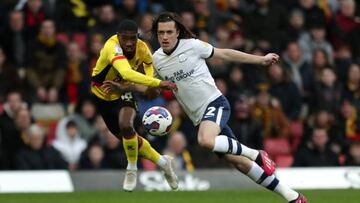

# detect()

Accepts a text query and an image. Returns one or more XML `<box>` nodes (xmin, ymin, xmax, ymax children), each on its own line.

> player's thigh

<box><xmin>118</xmin><ymin>91</ymin><xmax>138</xmax><ymax>136</ymax></box>
<box><xmin>198</xmin><ymin>96</ymin><xmax>231</xmax><ymax>137</ymax></box>
<box><xmin>93</xmin><ymin>95</ymin><xmax>122</xmax><ymax>136</ymax></box>
<box><xmin>119</xmin><ymin>106</ymin><xmax>136</xmax><ymax>128</ymax></box>
<box><xmin>198</xmin><ymin>120</ymin><xmax>221</xmax><ymax>147</ymax></box>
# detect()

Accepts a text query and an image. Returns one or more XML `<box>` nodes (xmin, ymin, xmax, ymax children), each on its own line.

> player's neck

<box><xmin>164</xmin><ymin>39</ymin><xmax>179</xmax><ymax>56</ymax></box>
<box><xmin>124</xmin><ymin>51</ymin><xmax>135</xmax><ymax>60</ymax></box>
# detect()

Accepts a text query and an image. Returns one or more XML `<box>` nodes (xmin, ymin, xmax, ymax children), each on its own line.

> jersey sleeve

<box><xmin>104</xmin><ymin>40</ymin><xmax>161</xmax><ymax>87</ymax></box>
<box><xmin>193</xmin><ymin>39</ymin><xmax>214</xmax><ymax>59</ymax></box>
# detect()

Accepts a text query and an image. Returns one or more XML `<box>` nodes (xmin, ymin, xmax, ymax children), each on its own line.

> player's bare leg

<box><xmin>198</xmin><ymin>120</ymin><xmax>275</xmax><ymax>175</ymax></box>
<box><xmin>119</xmin><ymin>107</ymin><xmax>138</xmax><ymax>192</ymax></box>
<box><xmin>224</xmin><ymin>155</ymin><xmax>307</xmax><ymax>203</ymax></box>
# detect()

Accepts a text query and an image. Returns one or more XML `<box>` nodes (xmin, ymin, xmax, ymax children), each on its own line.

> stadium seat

<box><xmin>73</xmin><ymin>32</ymin><xmax>88</xmax><ymax>53</ymax></box>
<box><xmin>56</xmin><ymin>32</ymin><xmax>69</xmax><ymax>45</ymax></box>
<box><xmin>263</xmin><ymin>138</ymin><xmax>291</xmax><ymax>159</ymax></box>
<box><xmin>275</xmin><ymin>155</ymin><xmax>294</xmax><ymax>168</ymax></box>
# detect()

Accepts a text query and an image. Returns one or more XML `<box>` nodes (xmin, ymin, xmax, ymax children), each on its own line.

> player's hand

<box><xmin>160</xmin><ymin>80</ymin><xmax>178</xmax><ymax>91</ymax></box>
<box><xmin>144</xmin><ymin>87</ymin><xmax>161</xmax><ymax>99</ymax></box>
<box><xmin>261</xmin><ymin>53</ymin><xmax>279</xmax><ymax>66</ymax></box>
<box><xmin>102</xmin><ymin>80</ymin><xmax>131</xmax><ymax>94</ymax></box>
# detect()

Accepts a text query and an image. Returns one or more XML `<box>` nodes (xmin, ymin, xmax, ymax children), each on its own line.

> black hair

<box><xmin>66</xmin><ymin>120</ymin><xmax>78</xmax><ymax>129</ymax></box>
<box><xmin>117</xmin><ymin>19</ymin><xmax>138</xmax><ymax>33</ymax></box>
<box><xmin>152</xmin><ymin>11</ymin><xmax>196</xmax><ymax>39</ymax></box>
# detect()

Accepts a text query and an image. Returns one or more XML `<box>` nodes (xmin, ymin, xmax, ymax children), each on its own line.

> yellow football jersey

<box><xmin>91</xmin><ymin>35</ymin><xmax>161</xmax><ymax>101</ymax></box>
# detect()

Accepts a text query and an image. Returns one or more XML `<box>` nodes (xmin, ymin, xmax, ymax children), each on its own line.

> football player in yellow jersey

<box><xmin>91</xmin><ymin>20</ymin><xmax>178</xmax><ymax>192</ymax></box>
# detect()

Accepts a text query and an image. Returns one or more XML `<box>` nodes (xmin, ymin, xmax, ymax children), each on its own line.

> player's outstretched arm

<box><xmin>212</xmin><ymin>48</ymin><xmax>279</xmax><ymax>66</ymax></box>
<box><xmin>102</xmin><ymin>80</ymin><xmax>176</xmax><ymax>98</ymax></box>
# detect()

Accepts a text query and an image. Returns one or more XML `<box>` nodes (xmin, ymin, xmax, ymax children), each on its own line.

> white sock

<box><xmin>126</xmin><ymin>162</ymin><xmax>137</xmax><ymax>170</ymax></box>
<box><xmin>247</xmin><ymin>162</ymin><xmax>298</xmax><ymax>202</ymax></box>
<box><xmin>213</xmin><ymin>135</ymin><xmax>259</xmax><ymax>160</ymax></box>
<box><xmin>274</xmin><ymin>182</ymin><xmax>299</xmax><ymax>202</ymax></box>
<box><xmin>157</xmin><ymin>155</ymin><xmax>167</xmax><ymax>169</ymax></box>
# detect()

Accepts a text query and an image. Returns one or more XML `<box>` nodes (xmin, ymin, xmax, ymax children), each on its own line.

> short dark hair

<box><xmin>66</xmin><ymin>120</ymin><xmax>77</xmax><ymax>129</ymax></box>
<box><xmin>117</xmin><ymin>19</ymin><xmax>138</xmax><ymax>33</ymax></box>
<box><xmin>152</xmin><ymin>11</ymin><xmax>196</xmax><ymax>39</ymax></box>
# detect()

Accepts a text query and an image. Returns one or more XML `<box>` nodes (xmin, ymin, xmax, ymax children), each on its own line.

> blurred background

<box><xmin>0</xmin><ymin>0</ymin><xmax>360</xmax><ymax>174</ymax></box>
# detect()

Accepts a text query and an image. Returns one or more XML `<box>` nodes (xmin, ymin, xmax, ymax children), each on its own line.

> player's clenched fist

<box><xmin>160</xmin><ymin>80</ymin><xmax>178</xmax><ymax>91</ymax></box>
<box><xmin>261</xmin><ymin>53</ymin><xmax>280</xmax><ymax>66</ymax></box>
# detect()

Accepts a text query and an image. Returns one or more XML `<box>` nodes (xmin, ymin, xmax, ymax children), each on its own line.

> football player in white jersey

<box><xmin>105</xmin><ymin>12</ymin><xmax>306</xmax><ymax>203</ymax></box>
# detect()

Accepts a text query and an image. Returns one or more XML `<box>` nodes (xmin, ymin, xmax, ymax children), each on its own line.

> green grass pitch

<box><xmin>0</xmin><ymin>189</ymin><xmax>359</xmax><ymax>203</ymax></box>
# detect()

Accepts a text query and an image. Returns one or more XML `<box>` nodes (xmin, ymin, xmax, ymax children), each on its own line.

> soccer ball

<box><xmin>142</xmin><ymin>106</ymin><xmax>172</xmax><ymax>136</ymax></box>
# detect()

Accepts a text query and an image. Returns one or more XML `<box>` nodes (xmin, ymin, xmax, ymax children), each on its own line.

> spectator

<box><xmin>311</xmin><ymin>49</ymin><xmax>332</xmax><ymax>81</ymax></box>
<box><xmin>337</xmin><ymin>100</ymin><xmax>360</xmax><ymax>143</ymax></box>
<box><xmin>102</xmin><ymin>128</ymin><xmax>127</xmax><ymax>169</ymax></box>
<box><xmin>344</xmin><ymin>141</ymin><xmax>360</xmax><ymax>166</ymax></box>
<box><xmin>229</xmin><ymin>95</ymin><xmax>263</xmax><ymax>149</ymax></box>
<box><xmin>118</xmin><ymin>0</ymin><xmax>140</xmax><ymax>21</ymax></box>
<box><xmin>302</xmin><ymin>110</ymin><xmax>340</xmax><ymax>152</ymax></box>
<box><xmin>268</xmin><ymin>63</ymin><xmax>301</xmax><ymax>120</ymax></box>
<box><xmin>334</xmin><ymin>44</ymin><xmax>353</xmax><ymax>84</ymax></box>
<box><xmin>64</xmin><ymin>42</ymin><xmax>91</xmax><ymax>106</ymax></box>
<box><xmin>16</xmin><ymin>124</ymin><xmax>67</xmax><ymax>170</ymax></box>
<box><xmin>164</xmin><ymin>131</ymin><xmax>194</xmax><ymax>172</ymax></box>
<box><xmin>296</xmin><ymin>0</ymin><xmax>327</xmax><ymax>29</ymax></box>
<box><xmin>165</xmin><ymin>99</ymin><xmax>197</xmax><ymax>146</ymax></box>
<box><xmin>312</xmin><ymin>68</ymin><xmax>342</xmax><ymax>114</ymax></box>
<box><xmin>26</xmin><ymin>19</ymin><xmax>67</xmax><ymax>103</ymax></box>
<box><xmin>14</xmin><ymin>107</ymin><xmax>33</xmax><ymax>145</ymax></box>
<box><xmin>244</xmin><ymin>0</ymin><xmax>288</xmax><ymax>51</ymax></box>
<box><xmin>79</xmin><ymin>143</ymin><xmax>106</xmax><ymax>170</ymax></box>
<box><xmin>282</xmin><ymin>41</ymin><xmax>314</xmax><ymax>106</ymax></box>
<box><xmin>0</xmin><ymin>47</ymin><xmax>22</xmax><ymax>101</ymax></box>
<box><xmin>89</xmin><ymin>4</ymin><xmax>119</xmax><ymax>41</ymax></box>
<box><xmin>298</xmin><ymin>23</ymin><xmax>334</xmax><ymax>64</ymax></box>
<box><xmin>293</xmin><ymin>128</ymin><xmax>340</xmax><ymax>167</ymax></box>
<box><xmin>226</xmin><ymin>64</ymin><xmax>251</xmax><ymax>105</ymax></box>
<box><xmin>341</xmin><ymin>63</ymin><xmax>360</xmax><ymax>109</ymax></box>
<box><xmin>252</xmin><ymin>85</ymin><xmax>290</xmax><ymax>138</ymax></box>
<box><xmin>0</xmin><ymin>10</ymin><xmax>27</xmax><ymax>70</ymax></box>
<box><xmin>67</xmin><ymin>97</ymin><xmax>98</xmax><ymax>142</ymax></box>
<box><xmin>282</xmin><ymin>9</ymin><xmax>307</xmax><ymax>47</ymax></box>
<box><xmin>180</xmin><ymin>11</ymin><xmax>199</xmax><ymax>36</ymax></box>
<box><xmin>53</xmin><ymin>119</ymin><xmax>87</xmax><ymax>171</ymax></box>
<box><xmin>138</xmin><ymin>13</ymin><xmax>158</xmax><ymax>49</ymax></box>
<box><xmin>21</xmin><ymin>0</ymin><xmax>46</xmax><ymax>39</ymax></box>
<box><xmin>0</xmin><ymin>91</ymin><xmax>27</xmax><ymax>169</ymax></box>
<box><xmin>331</xmin><ymin>0</ymin><xmax>360</xmax><ymax>48</ymax></box>
<box><xmin>88</xmin><ymin>33</ymin><xmax>104</xmax><ymax>71</ymax></box>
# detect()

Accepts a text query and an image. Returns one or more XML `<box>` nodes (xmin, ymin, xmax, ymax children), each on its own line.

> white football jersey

<box><xmin>153</xmin><ymin>39</ymin><xmax>222</xmax><ymax>125</ymax></box>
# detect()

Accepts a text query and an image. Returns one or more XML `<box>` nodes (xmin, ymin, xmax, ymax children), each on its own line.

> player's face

<box><xmin>118</xmin><ymin>31</ymin><xmax>137</xmax><ymax>54</ymax></box>
<box><xmin>157</xmin><ymin>21</ymin><xmax>179</xmax><ymax>52</ymax></box>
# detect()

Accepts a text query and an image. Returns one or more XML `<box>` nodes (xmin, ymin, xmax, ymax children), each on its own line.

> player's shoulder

<box><xmin>103</xmin><ymin>35</ymin><xmax>119</xmax><ymax>51</ymax></box>
<box><xmin>137</xmin><ymin>39</ymin><xmax>149</xmax><ymax>50</ymax></box>
<box><xmin>105</xmin><ymin>35</ymin><xmax>118</xmax><ymax>45</ymax></box>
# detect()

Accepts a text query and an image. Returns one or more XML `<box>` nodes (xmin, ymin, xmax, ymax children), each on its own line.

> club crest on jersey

<box><xmin>114</xmin><ymin>45</ymin><xmax>123</xmax><ymax>56</ymax></box>
<box><xmin>178</xmin><ymin>53</ymin><xmax>187</xmax><ymax>63</ymax></box>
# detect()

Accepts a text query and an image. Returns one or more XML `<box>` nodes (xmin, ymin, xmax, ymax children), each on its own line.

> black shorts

<box><xmin>92</xmin><ymin>92</ymin><xmax>138</xmax><ymax>136</ymax></box>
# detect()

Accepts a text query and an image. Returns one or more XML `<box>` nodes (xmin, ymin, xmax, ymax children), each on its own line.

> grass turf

<box><xmin>0</xmin><ymin>189</ymin><xmax>358</xmax><ymax>203</ymax></box>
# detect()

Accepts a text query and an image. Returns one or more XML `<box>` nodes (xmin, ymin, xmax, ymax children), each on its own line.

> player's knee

<box><xmin>197</xmin><ymin>132</ymin><xmax>214</xmax><ymax>150</ymax></box>
<box><xmin>119</xmin><ymin>123</ymin><xmax>135</xmax><ymax>137</ymax></box>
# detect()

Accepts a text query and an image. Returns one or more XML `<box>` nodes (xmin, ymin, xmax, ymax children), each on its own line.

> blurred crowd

<box><xmin>1</xmin><ymin>0</ymin><xmax>360</xmax><ymax>172</ymax></box>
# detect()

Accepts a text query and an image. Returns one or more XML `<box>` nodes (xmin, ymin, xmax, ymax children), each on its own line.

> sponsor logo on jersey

<box><xmin>178</xmin><ymin>53</ymin><xmax>187</xmax><ymax>63</ymax></box>
<box><xmin>165</xmin><ymin>69</ymin><xmax>195</xmax><ymax>82</ymax></box>
<box><xmin>114</xmin><ymin>45</ymin><xmax>123</xmax><ymax>56</ymax></box>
